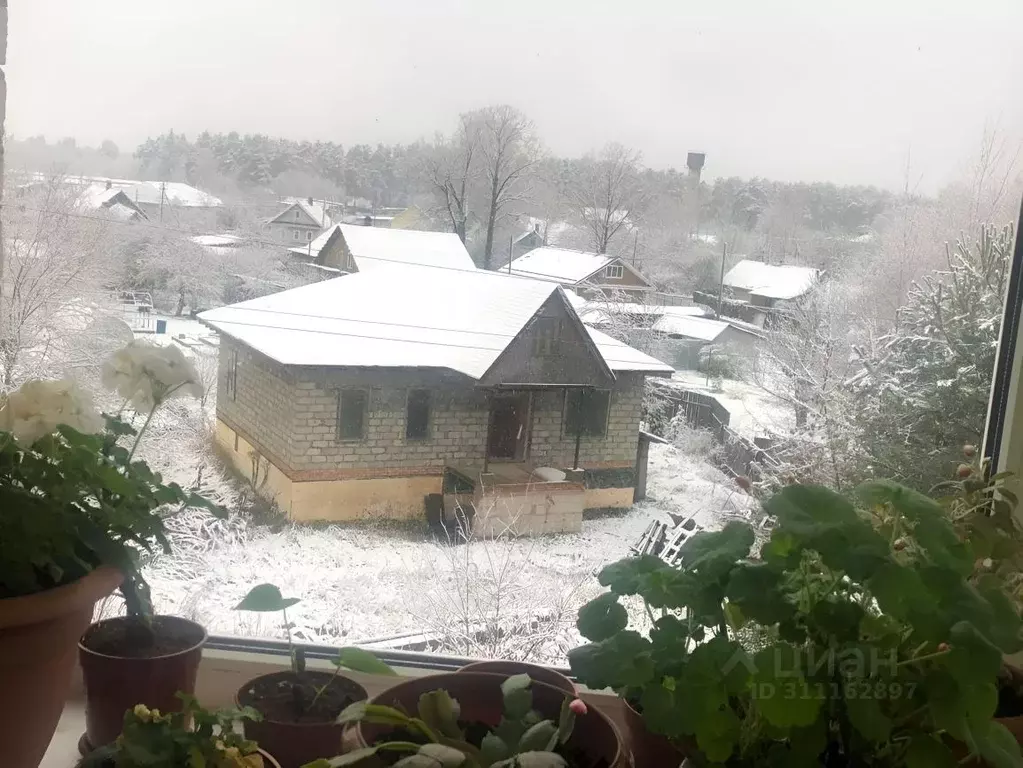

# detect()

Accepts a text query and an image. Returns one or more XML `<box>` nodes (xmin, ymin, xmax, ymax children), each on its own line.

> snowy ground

<box><xmin>667</xmin><ymin>370</ymin><xmax>794</xmax><ymax>442</ymax></box>
<box><xmin>113</xmin><ymin>438</ymin><xmax>756</xmax><ymax>665</ymax></box>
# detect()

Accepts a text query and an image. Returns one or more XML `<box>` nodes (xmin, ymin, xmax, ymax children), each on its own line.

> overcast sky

<box><xmin>8</xmin><ymin>0</ymin><xmax>1023</xmax><ymax>190</ymax></box>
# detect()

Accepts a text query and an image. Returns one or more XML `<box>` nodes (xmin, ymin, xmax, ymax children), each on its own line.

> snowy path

<box><xmin>132</xmin><ymin>441</ymin><xmax>754</xmax><ymax>663</ymax></box>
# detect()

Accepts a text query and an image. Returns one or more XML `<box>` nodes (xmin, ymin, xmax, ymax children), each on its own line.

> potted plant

<box><xmin>459</xmin><ymin>660</ymin><xmax>577</xmax><ymax>697</ymax></box>
<box><xmin>569</xmin><ymin>480</ymin><xmax>1023</xmax><ymax>766</ymax></box>
<box><xmin>234</xmin><ymin>583</ymin><xmax>388</xmax><ymax>768</ymax></box>
<box><xmin>928</xmin><ymin>451</ymin><xmax>1023</xmax><ymax>743</ymax></box>
<box><xmin>78</xmin><ymin>342</ymin><xmax>224</xmax><ymax>754</ymax></box>
<box><xmin>76</xmin><ymin>693</ymin><xmax>280</xmax><ymax>768</ymax></box>
<box><xmin>321</xmin><ymin>671</ymin><xmax>626</xmax><ymax>767</ymax></box>
<box><xmin>0</xmin><ymin>344</ymin><xmax>222</xmax><ymax>768</ymax></box>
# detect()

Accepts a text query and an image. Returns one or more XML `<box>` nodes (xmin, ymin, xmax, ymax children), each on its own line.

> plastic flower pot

<box><xmin>459</xmin><ymin>659</ymin><xmax>577</xmax><ymax>696</ymax></box>
<box><xmin>0</xmin><ymin>566</ymin><xmax>123</xmax><ymax>768</ymax></box>
<box><xmin>352</xmin><ymin>671</ymin><xmax>629</xmax><ymax>768</ymax></box>
<box><xmin>237</xmin><ymin>670</ymin><xmax>368</xmax><ymax>768</ymax></box>
<box><xmin>78</xmin><ymin>615</ymin><xmax>207</xmax><ymax>753</ymax></box>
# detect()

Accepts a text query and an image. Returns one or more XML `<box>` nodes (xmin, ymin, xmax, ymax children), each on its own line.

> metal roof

<box><xmin>505</xmin><ymin>247</ymin><xmax>615</xmax><ymax>284</ymax></box>
<box><xmin>199</xmin><ymin>265</ymin><xmax>672</xmax><ymax>379</ymax></box>
<box><xmin>723</xmin><ymin>259</ymin><xmax>820</xmax><ymax>301</ymax></box>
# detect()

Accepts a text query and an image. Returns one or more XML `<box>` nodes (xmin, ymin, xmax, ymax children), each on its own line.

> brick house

<box><xmin>198</xmin><ymin>264</ymin><xmax>671</xmax><ymax>533</ymax></box>
<box><xmin>504</xmin><ymin>247</ymin><xmax>654</xmax><ymax>301</ymax></box>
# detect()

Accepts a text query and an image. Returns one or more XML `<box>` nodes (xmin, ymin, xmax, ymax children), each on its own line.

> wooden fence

<box><xmin>647</xmin><ymin>381</ymin><xmax>782</xmax><ymax>481</ymax></box>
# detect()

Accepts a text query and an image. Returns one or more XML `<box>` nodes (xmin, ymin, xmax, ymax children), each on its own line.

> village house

<box><xmin>289</xmin><ymin>223</ymin><xmax>476</xmax><ymax>272</ymax></box>
<box><xmin>719</xmin><ymin>259</ymin><xmax>822</xmax><ymax>327</ymax></box>
<box><xmin>198</xmin><ymin>264</ymin><xmax>672</xmax><ymax>533</ymax></box>
<box><xmin>267</xmin><ymin>197</ymin><xmax>334</xmax><ymax>245</ymax></box>
<box><xmin>504</xmin><ymin>246</ymin><xmax>654</xmax><ymax>301</ymax></box>
<box><xmin>577</xmin><ymin>301</ymin><xmax>763</xmax><ymax>370</ymax></box>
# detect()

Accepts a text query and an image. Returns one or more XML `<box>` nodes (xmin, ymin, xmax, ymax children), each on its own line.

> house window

<box><xmin>225</xmin><ymin>349</ymin><xmax>238</xmax><ymax>401</ymax></box>
<box><xmin>337</xmin><ymin>389</ymin><xmax>368</xmax><ymax>440</ymax></box>
<box><xmin>294</xmin><ymin>210</ymin><xmax>301</xmax><ymax>220</ymax></box>
<box><xmin>292</xmin><ymin>230</ymin><xmax>301</xmax><ymax>240</ymax></box>
<box><xmin>306</xmin><ymin>231</ymin><xmax>313</xmax><ymax>241</ymax></box>
<box><xmin>406</xmin><ymin>389</ymin><xmax>431</xmax><ymax>439</ymax></box>
<box><xmin>564</xmin><ymin>389</ymin><xmax>610</xmax><ymax>437</ymax></box>
<box><xmin>532</xmin><ymin>317</ymin><xmax>562</xmax><ymax>357</ymax></box>
<box><xmin>604</xmin><ymin>264</ymin><xmax>624</xmax><ymax>279</ymax></box>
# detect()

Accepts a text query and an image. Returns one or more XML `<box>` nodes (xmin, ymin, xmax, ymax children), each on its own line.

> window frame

<box><xmin>531</xmin><ymin>316</ymin><xmax>563</xmax><ymax>357</ymax></box>
<box><xmin>604</xmin><ymin>263</ymin><xmax>624</xmax><ymax>280</ymax></box>
<box><xmin>225</xmin><ymin>349</ymin><xmax>238</xmax><ymax>401</ymax></box>
<box><xmin>563</xmin><ymin>388</ymin><xmax>611</xmax><ymax>439</ymax></box>
<box><xmin>336</xmin><ymin>388</ymin><xmax>369</xmax><ymax>441</ymax></box>
<box><xmin>405</xmin><ymin>388</ymin><xmax>432</xmax><ymax>440</ymax></box>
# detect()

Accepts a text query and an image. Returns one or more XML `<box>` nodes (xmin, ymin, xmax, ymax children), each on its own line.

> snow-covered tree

<box><xmin>854</xmin><ymin>224</ymin><xmax>1012</xmax><ymax>491</ymax></box>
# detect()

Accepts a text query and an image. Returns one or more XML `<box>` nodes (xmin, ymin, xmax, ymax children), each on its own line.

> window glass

<box><xmin>605</xmin><ymin>264</ymin><xmax>624</xmax><ymax>279</ymax></box>
<box><xmin>531</xmin><ymin>316</ymin><xmax>562</xmax><ymax>356</ymax></box>
<box><xmin>406</xmin><ymin>389</ymin><xmax>431</xmax><ymax>439</ymax></box>
<box><xmin>337</xmin><ymin>390</ymin><xmax>367</xmax><ymax>440</ymax></box>
<box><xmin>564</xmin><ymin>389</ymin><xmax>610</xmax><ymax>437</ymax></box>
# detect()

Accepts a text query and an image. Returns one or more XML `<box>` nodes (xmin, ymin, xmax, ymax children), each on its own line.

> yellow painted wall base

<box><xmin>216</xmin><ymin>419</ymin><xmax>635</xmax><ymax>523</ymax></box>
<box><xmin>584</xmin><ymin>487</ymin><xmax>635</xmax><ymax>509</ymax></box>
<box><xmin>290</xmin><ymin>475</ymin><xmax>442</xmax><ymax>522</ymax></box>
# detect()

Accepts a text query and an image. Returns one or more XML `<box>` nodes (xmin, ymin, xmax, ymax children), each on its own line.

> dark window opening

<box><xmin>226</xmin><ymin>350</ymin><xmax>238</xmax><ymax>401</ymax></box>
<box><xmin>337</xmin><ymin>389</ymin><xmax>368</xmax><ymax>440</ymax></box>
<box><xmin>532</xmin><ymin>316</ymin><xmax>562</xmax><ymax>357</ymax></box>
<box><xmin>564</xmin><ymin>389</ymin><xmax>610</xmax><ymax>437</ymax></box>
<box><xmin>406</xmin><ymin>389</ymin><xmax>431</xmax><ymax>439</ymax></box>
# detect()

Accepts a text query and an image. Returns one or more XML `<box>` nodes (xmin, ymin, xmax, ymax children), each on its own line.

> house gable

<box><xmin>477</xmin><ymin>291</ymin><xmax>615</xmax><ymax>388</ymax></box>
<box><xmin>316</xmin><ymin>228</ymin><xmax>357</xmax><ymax>271</ymax></box>
<box><xmin>579</xmin><ymin>257</ymin><xmax>652</xmax><ymax>290</ymax></box>
<box><xmin>270</xmin><ymin>203</ymin><xmax>322</xmax><ymax>228</ymax></box>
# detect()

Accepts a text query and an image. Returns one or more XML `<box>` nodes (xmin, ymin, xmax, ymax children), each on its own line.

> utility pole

<box><xmin>716</xmin><ymin>240</ymin><xmax>727</xmax><ymax>320</ymax></box>
<box><xmin>508</xmin><ymin>234</ymin><xmax>513</xmax><ymax>273</ymax></box>
<box><xmin>632</xmin><ymin>230</ymin><xmax>639</xmax><ymax>267</ymax></box>
<box><xmin>159</xmin><ymin>181</ymin><xmax>166</xmax><ymax>222</ymax></box>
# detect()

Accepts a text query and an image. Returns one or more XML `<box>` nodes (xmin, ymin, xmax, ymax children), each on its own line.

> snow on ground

<box><xmin>124</xmin><ymin>441</ymin><xmax>756</xmax><ymax>664</ymax></box>
<box><xmin>667</xmin><ymin>370</ymin><xmax>794</xmax><ymax>442</ymax></box>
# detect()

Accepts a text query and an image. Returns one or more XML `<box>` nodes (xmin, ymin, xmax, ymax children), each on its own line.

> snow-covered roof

<box><xmin>198</xmin><ymin>265</ymin><xmax>671</xmax><ymax>379</ymax></box>
<box><xmin>273</xmin><ymin>199</ymin><xmax>333</xmax><ymax>229</ymax></box>
<box><xmin>723</xmin><ymin>259</ymin><xmax>820</xmax><ymax>301</ymax></box>
<box><xmin>191</xmin><ymin>234</ymin><xmax>243</xmax><ymax>247</ymax></box>
<box><xmin>505</xmin><ymin>247</ymin><xmax>617</xmax><ymax>284</ymax></box>
<box><xmin>338</xmin><ymin>224</ymin><xmax>476</xmax><ymax>272</ymax></box>
<box><xmin>28</xmin><ymin>173</ymin><xmax>223</xmax><ymax>208</ymax></box>
<box><xmin>652</xmin><ymin>315</ymin><xmax>730</xmax><ymax>341</ymax></box>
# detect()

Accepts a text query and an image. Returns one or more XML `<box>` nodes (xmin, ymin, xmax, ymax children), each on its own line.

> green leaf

<box><xmin>417</xmin><ymin>689</ymin><xmax>463</xmax><ymax>740</ymax></box>
<box><xmin>726</xmin><ymin>563</ymin><xmax>795</xmax><ymax>625</ymax></box>
<box><xmin>598</xmin><ymin>554</ymin><xmax>665</xmax><ymax>594</ymax></box>
<box><xmin>336</xmin><ymin>701</ymin><xmax>411</xmax><ymax>728</ymax></box>
<box><xmin>517</xmin><ymin>720</ymin><xmax>557</xmax><ymax>753</ymax></box>
<box><xmin>416</xmin><ymin>744</ymin><xmax>468</xmax><ymax>767</ymax></box>
<box><xmin>336</xmin><ymin>647</ymin><xmax>397</xmax><ymax>676</ymax></box>
<box><xmin>974</xmin><ymin>720</ymin><xmax>1023</xmax><ymax>768</ymax></box>
<box><xmin>844</xmin><ymin>691</ymin><xmax>892</xmax><ymax>742</ymax></box>
<box><xmin>903</xmin><ymin>736</ymin><xmax>958</xmax><ymax>768</ymax></box>
<box><xmin>491</xmin><ymin>753</ymin><xmax>567</xmax><ymax>768</ymax></box>
<box><xmin>751</xmin><ymin>644</ymin><xmax>824</xmax><ymax>728</ymax></box>
<box><xmin>576</xmin><ymin>593</ymin><xmax>628</xmax><ymax>642</ymax></box>
<box><xmin>567</xmin><ymin>631</ymin><xmax>654</xmax><ymax>690</ymax></box>
<box><xmin>480</xmin><ymin>733</ymin><xmax>510</xmax><ymax>765</ymax></box>
<box><xmin>234</xmin><ymin>583</ymin><xmax>301</xmax><ymax>612</ymax></box>
<box><xmin>676</xmin><ymin>522</ymin><xmax>755</xmax><ymax>577</ymax></box>
<box><xmin>501</xmin><ymin>674</ymin><xmax>533</xmax><ymax>720</ymax></box>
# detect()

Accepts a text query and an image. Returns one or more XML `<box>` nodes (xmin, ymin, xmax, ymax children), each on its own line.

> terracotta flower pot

<box><xmin>353</xmin><ymin>671</ymin><xmax>629</xmax><ymax>768</ymax></box>
<box><xmin>237</xmin><ymin>670</ymin><xmax>368</xmax><ymax>768</ymax></box>
<box><xmin>78</xmin><ymin>614</ymin><xmax>207</xmax><ymax>753</ymax></box>
<box><xmin>0</xmin><ymin>566</ymin><xmax>122</xmax><ymax>768</ymax></box>
<box><xmin>459</xmin><ymin>659</ymin><xmax>577</xmax><ymax>697</ymax></box>
<box><xmin>622</xmin><ymin>698</ymin><xmax>686</xmax><ymax>768</ymax></box>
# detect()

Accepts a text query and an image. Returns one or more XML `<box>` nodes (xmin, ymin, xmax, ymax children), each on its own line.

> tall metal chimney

<box><xmin>686</xmin><ymin>152</ymin><xmax>706</xmax><ymax>238</ymax></box>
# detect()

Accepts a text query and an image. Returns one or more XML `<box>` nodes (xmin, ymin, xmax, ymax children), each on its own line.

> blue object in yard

<box><xmin>155</xmin><ymin>319</ymin><xmax>167</xmax><ymax>334</ymax></box>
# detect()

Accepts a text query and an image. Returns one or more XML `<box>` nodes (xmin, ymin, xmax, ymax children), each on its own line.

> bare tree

<box><xmin>424</xmin><ymin>117</ymin><xmax>482</xmax><ymax>244</ymax></box>
<box><xmin>569</xmin><ymin>142</ymin><xmax>646</xmax><ymax>255</ymax></box>
<box><xmin>0</xmin><ymin>177</ymin><xmax>115</xmax><ymax>389</ymax></box>
<box><xmin>475</xmin><ymin>105</ymin><xmax>541</xmax><ymax>269</ymax></box>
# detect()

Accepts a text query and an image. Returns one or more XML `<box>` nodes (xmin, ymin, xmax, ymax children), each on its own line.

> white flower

<box><xmin>0</xmin><ymin>378</ymin><xmax>105</xmax><ymax>445</ymax></box>
<box><xmin>102</xmin><ymin>341</ymin><xmax>203</xmax><ymax>410</ymax></box>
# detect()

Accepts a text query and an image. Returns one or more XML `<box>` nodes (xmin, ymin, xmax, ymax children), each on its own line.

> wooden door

<box><xmin>487</xmin><ymin>394</ymin><xmax>530</xmax><ymax>460</ymax></box>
